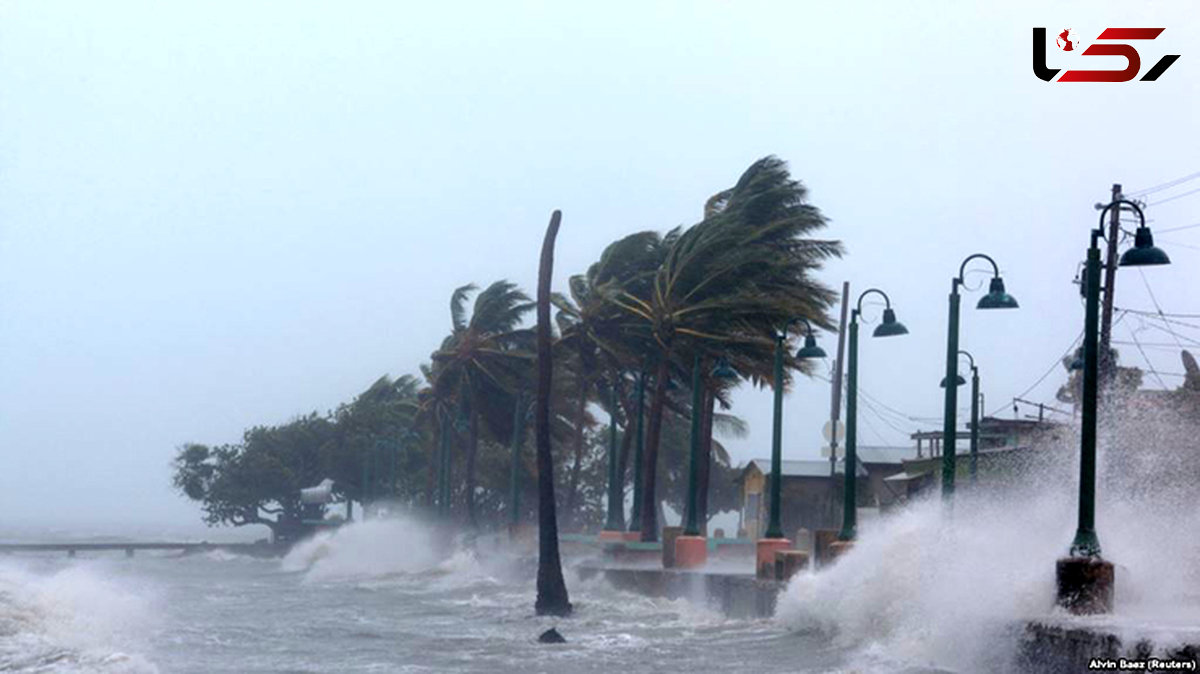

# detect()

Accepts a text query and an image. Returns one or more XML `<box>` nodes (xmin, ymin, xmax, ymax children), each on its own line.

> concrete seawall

<box><xmin>576</xmin><ymin>564</ymin><xmax>783</xmax><ymax>619</ymax></box>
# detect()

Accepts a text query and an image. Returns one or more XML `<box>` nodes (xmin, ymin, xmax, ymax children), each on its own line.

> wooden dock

<box><xmin>0</xmin><ymin>541</ymin><xmax>284</xmax><ymax>558</ymax></box>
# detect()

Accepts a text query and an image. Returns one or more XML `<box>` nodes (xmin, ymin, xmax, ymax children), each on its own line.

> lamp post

<box><xmin>676</xmin><ymin>354</ymin><xmax>739</xmax><ymax>567</ymax></box>
<box><xmin>1057</xmin><ymin>199</ymin><xmax>1169</xmax><ymax>615</ymax></box>
<box><xmin>508</xmin><ymin>392</ymin><xmax>526</xmax><ymax>537</ymax></box>
<box><xmin>837</xmin><ymin>289</ymin><xmax>908</xmax><ymax>548</ymax></box>
<box><xmin>627</xmin><ymin>370</ymin><xmax>646</xmax><ymax>537</ymax></box>
<box><xmin>942</xmin><ymin>254</ymin><xmax>1018</xmax><ymax>503</ymax></box>
<box><xmin>601</xmin><ymin>379</ymin><xmax>625</xmax><ymax>537</ymax></box>
<box><xmin>754</xmin><ymin>319</ymin><xmax>826</xmax><ymax>579</ymax></box>
<box><xmin>941</xmin><ymin>350</ymin><xmax>979</xmax><ymax>486</ymax></box>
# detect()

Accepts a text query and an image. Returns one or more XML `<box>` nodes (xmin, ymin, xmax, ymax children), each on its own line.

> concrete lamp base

<box><xmin>1056</xmin><ymin>556</ymin><xmax>1114</xmax><ymax>615</ymax></box>
<box><xmin>826</xmin><ymin>540</ymin><xmax>855</xmax><ymax>564</ymax></box>
<box><xmin>774</xmin><ymin>550</ymin><xmax>810</xmax><ymax>582</ymax></box>
<box><xmin>674</xmin><ymin>536</ymin><xmax>708</xmax><ymax>569</ymax></box>
<box><xmin>756</xmin><ymin>538</ymin><xmax>792</xmax><ymax>580</ymax></box>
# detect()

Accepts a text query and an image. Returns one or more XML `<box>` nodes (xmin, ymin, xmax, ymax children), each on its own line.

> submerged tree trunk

<box><xmin>638</xmin><ymin>355</ymin><xmax>671</xmax><ymax>542</ymax></box>
<box><xmin>535</xmin><ymin>210</ymin><xmax>571</xmax><ymax>617</ymax></box>
<box><xmin>465</xmin><ymin>408</ymin><xmax>479</xmax><ymax>528</ymax></box>
<box><xmin>697</xmin><ymin>387</ymin><xmax>715</xmax><ymax>536</ymax></box>
<box><xmin>563</xmin><ymin>375</ymin><xmax>588</xmax><ymax>531</ymax></box>
<box><xmin>425</xmin><ymin>424</ymin><xmax>438</xmax><ymax>509</ymax></box>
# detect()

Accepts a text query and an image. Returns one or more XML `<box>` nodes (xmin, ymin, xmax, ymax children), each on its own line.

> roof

<box><xmin>854</xmin><ymin>445</ymin><xmax>918</xmax><ymax>465</ymax></box>
<box><xmin>742</xmin><ymin>458</ymin><xmax>867</xmax><ymax>479</ymax></box>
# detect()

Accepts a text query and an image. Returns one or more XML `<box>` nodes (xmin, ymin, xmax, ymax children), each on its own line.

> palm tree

<box><xmin>535</xmin><ymin>210</ymin><xmax>571</xmax><ymax>617</ymax></box>
<box><xmin>611</xmin><ymin>156</ymin><xmax>844</xmax><ymax>541</ymax></box>
<box><xmin>552</xmin><ymin>231</ymin><xmax>665</xmax><ymax>529</ymax></box>
<box><xmin>429</xmin><ymin>281</ymin><xmax>535</xmax><ymax>527</ymax></box>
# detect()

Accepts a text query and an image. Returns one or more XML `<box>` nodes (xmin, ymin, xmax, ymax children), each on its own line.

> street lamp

<box><xmin>1057</xmin><ymin>199</ymin><xmax>1169</xmax><ymax>615</ymax></box>
<box><xmin>755</xmin><ymin>318</ymin><xmax>826</xmax><ymax>579</ymax></box>
<box><xmin>940</xmin><ymin>350</ymin><xmax>980</xmax><ymax>486</ymax></box>
<box><xmin>677</xmin><ymin>354</ymin><xmax>739</xmax><ymax>568</ymax></box>
<box><xmin>838</xmin><ymin>289</ymin><xmax>908</xmax><ymax>545</ymax></box>
<box><xmin>942</xmin><ymin>254</ymin><xmax>1018</xmax><ymax>503</ymax></box>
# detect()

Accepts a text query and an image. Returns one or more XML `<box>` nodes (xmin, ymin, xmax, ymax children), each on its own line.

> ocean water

<box><xmin>0</xmin><ymin>517</ymin><xmax>845</xmax><ymax>674</ymax></box>
<box><xmin>6</xmin><ymin>404</ymin><xmax>1199</xmax><ymax>674</ymax></box>
<box><xmin>3</xmin><ymin>498</ymin><xmax>1198</xmax><ymax>674</ymax></box>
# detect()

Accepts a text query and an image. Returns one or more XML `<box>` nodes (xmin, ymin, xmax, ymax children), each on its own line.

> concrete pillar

<box><xmin>774</xmin><ymin>550</ymin><xmax>809</xmax><ymax>581</ymax></box>
<box><xmin>1056</xmin><ymin>557</ymin><xmax>1114</xmax><ymax>614</ymax></box>
<box><xmin>675</xmin><ymin>535</ymin><xmax>707</xmax><ymax>569</ymax></box>
<box><xmin>755</xmin><ymin>538</ymin><xmax>791</xmax><ymax>579</ymax></box>
<box><xmin>661</xmin><ymin>526</ymin><xmax>683</xmax><ymax>568</ymax></box>
<box><xmin>812</xmin><ymin>529</ymin><xmax>840</xmax><ymax>568</ymax></box>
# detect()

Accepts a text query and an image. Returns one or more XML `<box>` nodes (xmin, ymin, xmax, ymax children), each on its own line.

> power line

<box><xmin>1117</xmin><ymin>308</ymin><xmax>1200</xmax><ymax>330</ymax></box>
<box><xmin>987</xmin><ymin>330</ymin><xmax>1083</xmax><ymax>417</ymax></box>
<box><xmin>1128</xmin><ymin>171</ymin><xmax>1200</xmax><ymax>198</ymax></box>
<box><xmin>1155</xmin><ymin>221</ymin><xmax>1200</xmax><ymax>234</ymax></box>
<box><xmin>1147</xmin><ymin>186</ymin><xmax>1200</xmax><ymax>207</ymax></box>
<box><xmin>1125</xmin><ymin>321</ymin><xmax>1169</xmax><ymax>389</ymax></box>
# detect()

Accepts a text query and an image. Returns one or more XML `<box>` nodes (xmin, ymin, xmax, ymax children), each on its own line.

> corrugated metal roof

<box><xmin>855</xmin><ymin>445</ymin><xmax>918</xmax><ymax>465</ymax></box>
<box><xmin>744</xmin><ymin>458</ymin><xmax>868</xmax><ymax>478</ymax></box>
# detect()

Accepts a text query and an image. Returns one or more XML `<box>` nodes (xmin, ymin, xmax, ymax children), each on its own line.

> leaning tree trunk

<box><xmin>563</xmin><ymin>375</ymin><xmax>588</xmax><ymax>531</ymax></box>
<box><xmin>615</xmin><ymin>380</ymin><xmax>635</xmax><ymax>511</ymax></box>
<box><xmin>535</xmin><ymin>210</ymin><xmax>571</xmax><ymax>617</ymax></box>
<box><xmin>697</xmin><ymin>387</ymin><xmax>715</xmax><ymax>536</ymax></box>
<box><xmin>638</xmin><ymin>355</ymin><xmax>671</xmax><ymax>542</ymax></box>
<box><xmin>425</xmin><ymin>422</ymin><xmax>439</xmax><ymax>509</ymax></box>
<box><xmin>465</xmin><ymin>408</ymin><xmax>479</xmax><ymax>528</ymax></box>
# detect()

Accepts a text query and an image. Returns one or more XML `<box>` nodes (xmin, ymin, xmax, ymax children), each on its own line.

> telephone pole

<box><xmin>1098</xmin><ymin>183</ymin><xmax>1122</xmax><ymax>383</ymax></box>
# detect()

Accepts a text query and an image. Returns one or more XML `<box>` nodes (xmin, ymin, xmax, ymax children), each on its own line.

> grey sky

<box><xmin>2</xmin><ymin>2</ymin><xmax>1197</xmax><ymax>528</ymax></box>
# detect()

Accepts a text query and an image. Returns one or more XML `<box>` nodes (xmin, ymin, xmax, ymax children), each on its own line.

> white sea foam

<box><xmin>775</xmin><ymin>395</ymin><xmax>1200</xmax><ymax>672</ymax></box>
<box><xmin>0</xmin><ymin>560</ymin><xmax>158</xmax><ymax>673</ymax></box>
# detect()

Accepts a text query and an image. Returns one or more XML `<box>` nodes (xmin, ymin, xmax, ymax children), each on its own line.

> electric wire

<box><xmin>1127</xmin><ymin>171</ymin><xmax>1200</xmax><ymax>198</ymax></box>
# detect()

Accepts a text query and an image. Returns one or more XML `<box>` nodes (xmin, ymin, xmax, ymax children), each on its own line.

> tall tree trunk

<box><xmin>615</xmin><ymin>379</ymin><xmax>635</xmax><ymax>514</ymax></box>
<box><xmin>697</xmin><ymin>387</ymin><xmax>715</xmax><ymax>536</ymax></box>
<box><xmin>563</xmin><ymin>375</ymin><xmax>588</xmax><ymax>531</ymax></box>
<box><xmin>639</xmin><ymin>355</ymin><xmax>671</xmax><ymax>542</ymax></box>
<box><xmin>535</xmin><ymin>210</ymin><xmax>571</xmax><ymax>617</ymax></box>
<box><xmin>465</xmin><ymin>408</ymin><xmax>479</xmax><ymax>528</ymax></box>
<box><xmin>425</xmin><ymin>424</ymin><xmax>438</xmax><ymax>509</ymax></box>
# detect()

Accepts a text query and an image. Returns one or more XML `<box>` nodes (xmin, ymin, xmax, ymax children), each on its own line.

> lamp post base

<box><xmin>675</xmin><ymin>536</ymin><xmax>708</xmax><ymax>569</ymax></box>
<box><xmin>774</xmin><ymin>550</ymin><xmax>810</xmax><ymax>582</ymax></box>
<box><xmin>1056</xmin><ymin>556</ymin><xmax>1114</xmax><ymax>615</ymax></box>
<box><xmin>826</xmin><ymin>540</ymin><xmax>855</xmax><ymax>564</ymax></box>
<box><xmin>755</xmin><ymin>538</ymin><xmax>792</xmax><ymax>579</ymax></box>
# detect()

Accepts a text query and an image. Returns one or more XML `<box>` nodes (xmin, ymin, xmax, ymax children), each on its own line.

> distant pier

<box><xmin>0</xmin><ymin>541</ymin><xmax>284</xmax><ymax>558</ymax></box>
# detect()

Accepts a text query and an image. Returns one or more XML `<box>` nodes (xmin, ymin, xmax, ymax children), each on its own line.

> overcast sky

<box><xmin>2</xmin><ymin>2</ymin><xmax>1198</xmax><ymax>530</ymax></box>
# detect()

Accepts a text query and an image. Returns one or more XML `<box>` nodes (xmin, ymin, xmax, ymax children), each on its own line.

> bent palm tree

<box><xmin>613</xmin><ymin>156</ymin><xmax>844</xmax><ymax>541</ymax></box>
<box><xmin>430</xmin><ymin>281</ymin><xmax>534</xmax><ymax>527</ymax></box>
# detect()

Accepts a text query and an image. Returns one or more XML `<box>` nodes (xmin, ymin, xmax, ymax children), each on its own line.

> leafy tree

<box><xmin>612</xmin><ymin>157</ymin><xmax>843</xmax><ymax>540</ymax></box>
<box><xmin>429</xmin><ymin>281</ymin><xmax>534</xmax><ymax>527</ymax></box>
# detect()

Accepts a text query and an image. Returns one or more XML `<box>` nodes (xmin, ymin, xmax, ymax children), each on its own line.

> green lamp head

<box><xmin>872</xmin><ymin>308</ymin><xmax>909</xmax><ymax>337</ymax></box>
<box><xmin>977</xmin><ymin>276</ymin><xmax>1019</xmax><ymax>309</ymax></box>
<box><xmin>795</xmin><ymin>333</ymin><xmax>828</xmax><ymax>359</ymax></box>
<box><xmin>940</xmin><ymin>374</ymin><xmax>967</xmax><ymax>388</ymax></box>
<box><xmin>1119</xmin><ymin>226</ymin><xmax>1171</xmax><ymax>267</ymax></box>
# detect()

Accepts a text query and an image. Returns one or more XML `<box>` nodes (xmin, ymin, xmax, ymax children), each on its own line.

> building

<box><xmin>736</xmin><ymin>445</ymin><xmax>917</xmax><ymax>539</ymax></box>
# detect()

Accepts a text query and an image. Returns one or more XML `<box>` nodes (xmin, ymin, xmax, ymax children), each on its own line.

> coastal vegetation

<box><xmin>171</xmin><ymin>156</ymin><xmax>843</xmax><ymax>547</ymax></box>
